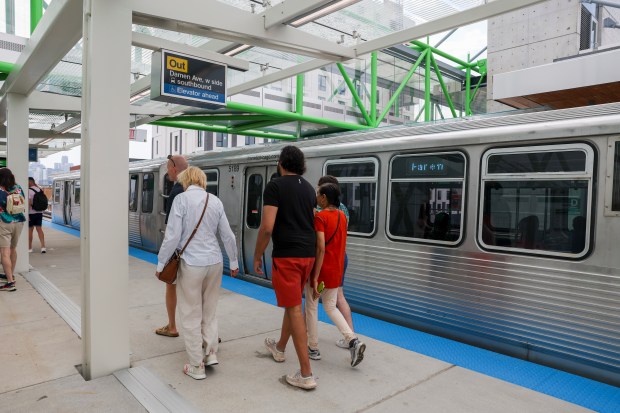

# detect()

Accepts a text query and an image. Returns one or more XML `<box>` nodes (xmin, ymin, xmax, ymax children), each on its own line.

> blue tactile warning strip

<box><xmin>43</xmin><ymin>221</ymin><xmax>620</xmax><ymax>412</ymax></box>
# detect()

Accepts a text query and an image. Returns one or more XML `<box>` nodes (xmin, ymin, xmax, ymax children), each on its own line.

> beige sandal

<box><xmin>155</xmin><ymin>325</ymin><xmax>179</xmax><ymax>337</ymax></box>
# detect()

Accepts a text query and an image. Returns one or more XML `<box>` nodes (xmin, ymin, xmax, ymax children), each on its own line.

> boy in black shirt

<box><xmin>254</xmin><ymin>146</ymin><xmax>317</xmax><ymax>390</ymax></box>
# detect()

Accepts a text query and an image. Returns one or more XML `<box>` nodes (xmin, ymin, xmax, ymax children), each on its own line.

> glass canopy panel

<box><xmin>22</xmin><ymin>0</ymin><xmax>490</xmax><ymax>144</ymax></box>
<box><xmin>29</xmin><ymin>112</ymin><xmax>75</xmax><ymax>131</ymax></box>
<box><xmin>293</xmin><ymin>0</ymin><xmax>485</xmax><ymax>43</ymax></box>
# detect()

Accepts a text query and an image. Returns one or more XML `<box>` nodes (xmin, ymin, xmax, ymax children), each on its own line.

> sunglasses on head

<box><xmin>167</xmin><ymin>155</ymin><xmax>175</xmax><ymax>167</ymax></box>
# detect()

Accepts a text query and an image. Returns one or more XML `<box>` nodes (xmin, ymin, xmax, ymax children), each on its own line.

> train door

<box><xmin>71</xmin><ymin>180</ymin><xmax>81</xmax><ymax>228</ymax></box>
<box><xmin>128</xmin><ymin>173</ymin><xmax>142</xmax><ymax>246</ymax></box>
<box><xmin>63</xmin><ymin>180</ymin><xmax>73</xmax><ymax>225</ymax></box>
<box><xmin>242</xmin><ymin>165</ymin><xmax>279</xmax><ymax>279</ymax></box>
<box><xmin>139</xmin><ymin>172</ymin><xmax>157</xmax><ymax>252</ymax></box>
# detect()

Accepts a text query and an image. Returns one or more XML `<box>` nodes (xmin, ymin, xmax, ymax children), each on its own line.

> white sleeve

<box><xmin>157</xmin><ymin>196</ymin><xmax>184</xmax><ymax>271</ymax></box>
<box><xmin>217</xmin><ymin>205</ymin><xmax>239</xmax><ymax>271</ymax></box>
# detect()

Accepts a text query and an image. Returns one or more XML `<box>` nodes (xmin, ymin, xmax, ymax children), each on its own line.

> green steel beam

<box><xmin>376</xmin><ymin>49</ymin><xmax>428</xmax><ymax>127</ymax></box>
<box><xmin>408</xmin><ymin>40</ymin><xmax>480</xmax><ymax>73</ymax></box>
<box><xmin>336</xmin><ymin>63</ymin><xmax>373</xmax><ymax>126</ymax></box>
<box><xmin>226</xmin><ymin>101</ymin><xmax>371</xmax><ymax>131</ymax></box>
<box><xmin>424</xmin><ymin>47</ymin><xmax>431</xmax><ymax>122</ymax></box>
<box><xmin>301</xmin><ymin>127</ymin><xmax>346</xmax><ymax>138</ymax></box>
<box><xmin>329</xmin><ymin>79</ymin><xmax>345</xmax><ymax>101</ymax></box>
<box><xmin>414</xmin><ymin>108</ymin><xmax>424</xmax><ymax>123</ymax></box>
<box><xmin>430</xmin><ymin>54</ymin><xmax>457</xmax><ymax>118</ymax></box>
<box><xmin>151</xmin><ymin>120</ymin><xmax>297</xmax><ymax>140</ymax></box>
<box><xmin>469</xmin><ymin>73</ymin><xmax>486</xmax><ymax>107</ymax></box>
<box><xmin>465</xmin><ymin>54</ymin><xmax>472</xmax><ymax>116</ymax></box>
<box><xmin>0</xmin><ymin>61</ymin><xmax>14</xmax><ymax>74</ymax></box>
<box><xmin>456</xmin><ymin>59</ymin><xmax>486</xmax><ymax>73</ymax></box>
<box><xmin>230</xmin><ymin>119</ymin><xmax>288</xmax><ymax>133</ymax></box>
<box><xmin>167</xmin><ymin>115</ymin><xmax>278</xmax><ymax>123</ymax></box>
<box><xmin>296</xmin><ymin>74</ymin><xmax>304</xmax><ymax>115</ymax></box>
<box><xmin>436</xmin><ymin>104</ymin><xmax>445</xmax><ymax>121</ymax></box>
<box><xmin>30</xmin><ymin>0</ymin><xmax>43</xmax><ymax>34</ymax></box>
<box><xmin>370</xmin><ymin>52</ymin><xmax>377</xmax><ymax>123</ymax></box>
<box><xmin>295</xmin><ymin>74</ymin><xmax>304</xmax><ymax>138</ymax></box>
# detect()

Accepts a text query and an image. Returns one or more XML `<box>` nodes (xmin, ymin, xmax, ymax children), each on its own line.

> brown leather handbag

<box><xmin>158</xmin><ymin>194</ymin><xmax>209</xmax><ymax>284</ymax></box>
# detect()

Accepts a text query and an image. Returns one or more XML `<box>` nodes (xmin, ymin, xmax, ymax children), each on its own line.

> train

<box><xmin>52</xmin><ymin>103</ymin><xmax>620</xmax><ymax>386</ymax></box>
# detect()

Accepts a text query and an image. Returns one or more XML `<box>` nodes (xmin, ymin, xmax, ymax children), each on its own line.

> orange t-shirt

<box><xmin>314</xmin><ymin>209</ymin><xmax>347</xmax><ymax>288</ymax></box>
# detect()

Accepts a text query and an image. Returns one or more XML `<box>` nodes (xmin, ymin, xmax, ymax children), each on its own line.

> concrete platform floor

<box><xmin>0</xmin><ymin>226</ymin><xmax>594</xmax><ymax>412</ymax></box>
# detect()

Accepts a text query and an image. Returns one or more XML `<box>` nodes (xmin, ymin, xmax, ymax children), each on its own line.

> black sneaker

<box><xmin>308</xmin><ymin>346</ymin><xmax>321</xmax><ymax>360</ymax></box>
<box><xmin>0</xmin><ymin>273</ymin><xmax>6</xmax><ymax>281</ymax></box>
<box><xmin>0</xmin><ymin>282</ymin><xmax>16</xmax><ymax>292</ymax></box>
<box><xmin>349</xmin><ymin>338</ymin><xmax>366</xmax><ymax>367</ymax></box>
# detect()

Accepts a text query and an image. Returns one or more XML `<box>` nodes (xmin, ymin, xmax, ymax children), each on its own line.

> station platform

<box><xmin>0</xmin><ymin>223</ymin><xmax>618</xmax><ymax>413</ymax></box>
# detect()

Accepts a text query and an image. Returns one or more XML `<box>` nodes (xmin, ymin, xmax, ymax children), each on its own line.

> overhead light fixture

<box><xmin>39</xmin><ymin>138</ymin><xmax>53</xmax><ymax>145</ymax></box>
<box><xmin>224</xmin><ymin>44</ymin><xmax>252</xmax><ymax>57</ymax></box>
<box><xmin>289</xmin><ymin>0</ymin><xmax>360</xmax><ymax>28</ymax></box>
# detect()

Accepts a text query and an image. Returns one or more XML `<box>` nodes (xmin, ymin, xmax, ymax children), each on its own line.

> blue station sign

<box><xmin>151</xmin><ymin>49</ymin><xmax>227</xmax><ymax>109</ymax></box>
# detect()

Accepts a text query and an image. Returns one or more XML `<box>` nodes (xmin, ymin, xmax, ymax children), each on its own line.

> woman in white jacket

<box><xmin>156</xmin><ymin>166</ymin><xmax>239</xmax><ymax>380</ymax></box>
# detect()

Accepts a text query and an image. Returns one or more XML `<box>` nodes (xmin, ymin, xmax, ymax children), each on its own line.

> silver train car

<box><xmin>53</xmin><ymin>103</ymin><xmax>620</xmax><ymax>386</ymax></box>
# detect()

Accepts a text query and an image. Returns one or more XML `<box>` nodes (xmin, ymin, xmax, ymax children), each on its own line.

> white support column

<box><xmin>5</xmin><ymin>92</ymin><xmax>29</xmax><ymax>273</ymax></box>
<box><xmin>80</xmin><ymin>0</ymin><xmax>131</xmax><ymax>379</ymax></box>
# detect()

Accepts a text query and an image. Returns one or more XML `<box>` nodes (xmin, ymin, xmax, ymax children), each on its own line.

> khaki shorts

<box><xmin>0</xmin><ymin>221</ymin><xmax>24</xmax><ymax>248</ymax></box>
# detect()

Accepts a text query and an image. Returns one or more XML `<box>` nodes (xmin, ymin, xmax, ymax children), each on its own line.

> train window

<box><xmin>324</xmin><ymin>158</ymin><xmax>378</xmax><ymax>235</ymax></box>
<box><xmin>163</xmin><ymin>173</ymin><xmax>174</xmax><ymax>196</ymax></box>
<box><xmin>480</xmin><ymin>144</ymin><xmax>594</xmax><ymax>258</ymax></box>
<box><xmin>74</xmin><ymin>181</ymin><xmax>80</xmax><ymax>205</ymax></box>
<box><xmin>161</xmin><ymin>173</ymin><xmax>174</xmax><ymax>213</ymax></box>
<box><xmin>142</xmin><ymin>173</ymin><xmax>154</xmax><ymax>213</ymax></box>
<box><xmin>246</xmin><ymin>174</ymin><xmax>263</xmax><ymax>229</ymax></box>
<box><xmin>388</xmin><ymin>152</ymin><xmax>466</xmax><ymax>245</ymax></box>
<box><xmin>129</xmin><ymin>174</ymin><xmax>139</xmax><ymax>212</ymax></box>
<box><xmin>611</xmin><ymin>140</ymin><xmax>620</xmax><ymax>212</ymax></box>
<box><xmin>203</xmin><ymin>169</ymin><xmax>219</xmax><ymax>196</ymax></box>
<box><xmin>487</xmin><ymin>151</ymin><xmax>586</xmax><ymax>174</ymax></box>
<box><xmin>54</xmin><ymin>182</ymin><xmax>61</xmax><ymax>204</ymax></box>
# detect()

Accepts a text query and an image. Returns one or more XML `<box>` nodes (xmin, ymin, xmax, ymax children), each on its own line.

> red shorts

<box><xmin>272</xmin><ymin>257</ymin><xmax>315</xmax><ymax>308</ymax></box>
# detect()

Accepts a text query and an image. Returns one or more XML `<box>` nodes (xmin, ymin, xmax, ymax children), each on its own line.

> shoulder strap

<box><xmin>325</xmin><ymin>210</ymin><xmax>341</xmax><ymax>246</ymax></box>
<box><xmin>178</xmin><ymin>193</ymin><xmax>209</xmax><ymax>256</ymax></box>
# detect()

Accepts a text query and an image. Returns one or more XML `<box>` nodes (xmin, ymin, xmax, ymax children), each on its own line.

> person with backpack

<box><xmin>28</xmin><ymin>177</ymin><xmax>47</xmax><ymax>253</ymax></box>
<box><xmin>0</xmin><ymin>168</ymin><xmax>26</xmax><ymax>292</ymax></box>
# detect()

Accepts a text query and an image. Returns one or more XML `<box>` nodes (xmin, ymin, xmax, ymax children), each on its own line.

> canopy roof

<box><xmin>0</xmin><ymin>0</ymin><xmax>544</xmax><ymax>157</ymax></box>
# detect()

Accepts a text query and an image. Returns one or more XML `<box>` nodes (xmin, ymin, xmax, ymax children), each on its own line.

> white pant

<box><xmin>177</xmin><ymin>260</ymin><xmax>223</xmax><ymax>366</ymax></box>
<box><xmin>305</xmin><ymin>281</ymin><xmax>356</xmax><ymax>350</ymax></box>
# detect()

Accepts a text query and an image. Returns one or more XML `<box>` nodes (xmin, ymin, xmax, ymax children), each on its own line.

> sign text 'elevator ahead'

<box><xmin>151</xmin><ymin>50</ymin><xmax>227</xmax><ymax>109</ymax></box>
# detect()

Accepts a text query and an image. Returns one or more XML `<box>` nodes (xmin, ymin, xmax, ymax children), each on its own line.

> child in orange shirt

<box><xmin>305</xmin><ymin>183</ymin><xmax>366</xmax><ymax>367</ymax></box>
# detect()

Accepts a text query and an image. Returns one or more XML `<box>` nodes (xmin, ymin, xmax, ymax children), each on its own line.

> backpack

<box><xmin>6</xmin><ymin>191</ymin><xmax>26</xmax><ymax>215</ymax></box>
<box><xmin>31</xmin><ymin>187</ymin><xmax>48</xmax><ymax>212</ymax></box>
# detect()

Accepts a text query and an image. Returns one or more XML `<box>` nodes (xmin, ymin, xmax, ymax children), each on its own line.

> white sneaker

<box><xmin>285</xmin><ymin>370</ymin><xmax>317</xmax><ymax>390</ymax></box>
<box><xmin>264</xmin><ymin>337</ymin><xmax>285</xmax><ymax>362</ymax></box>
<box><xmin>41</xmin><ymin>248</ymin><xmax>46</xmax><ymax>253</ymax></box>
<box><xmin>28</xmin><ymin>249</ymin><xmax>33</xmax><ymax>253</ymax></box>
<box><xmin>350</xmin><ymin>338</ymin><xmax>366</xmax><ymax>367</ymax></box>
<box><xmin>336</xmin><ymin>338</ymin><xmax>349</xmax><ymax>349</ymax></box>
<box><xmin>183</xmin><ymin>363</ymin><xmax>206</xmax><ymax>380</ymax></box>
<box><xmin>205</xmin><ymin>353</ymin><xmax>218</xmax><ymax>366</ymax></box>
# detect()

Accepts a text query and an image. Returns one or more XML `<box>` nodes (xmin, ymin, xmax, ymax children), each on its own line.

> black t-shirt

<box><xmin>263</xmin><ymin>175</ymin><xmax>316</xmax><ymax>258</ymax></box>
<box><xmin>165</xmin><ymin>182</ymin><xmax>184</xmax><ymax>224</ymax></box>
